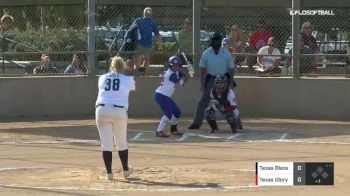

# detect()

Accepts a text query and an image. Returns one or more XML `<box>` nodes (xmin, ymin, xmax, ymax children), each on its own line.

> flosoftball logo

<box><xmin>289</xmin><ymin>10</ymin><xmax>335</xmax><ymax>16</ymax></box>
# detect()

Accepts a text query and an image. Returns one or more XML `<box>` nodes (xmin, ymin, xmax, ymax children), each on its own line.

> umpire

<box><xmin>188</xmin><ymin>32</ymin><xmax>235</xmax><ymax>129</ymax></box>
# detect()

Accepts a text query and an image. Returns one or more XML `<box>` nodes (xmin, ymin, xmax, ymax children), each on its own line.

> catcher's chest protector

<box><xmin>212</xmin><ymin>89</ymin><xmax>229</xmax><ymax>107</ymax></box>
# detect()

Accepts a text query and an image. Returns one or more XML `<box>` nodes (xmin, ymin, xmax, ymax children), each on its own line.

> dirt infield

<box><xmin>0</xmin><ymin>118</ymin><xmax>349</xmax><ymax>196</ymax></box>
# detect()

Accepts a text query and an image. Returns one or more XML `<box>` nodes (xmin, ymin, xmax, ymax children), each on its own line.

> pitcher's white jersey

<box><xmin>155</xmin><ymin>69</ymin><xmax>184</xmax><ymax>97</ymax></box>
<box><xmin>96</xmin><ymin>72</ymin><xmax>135</xmax><ymax>108</ymax></box>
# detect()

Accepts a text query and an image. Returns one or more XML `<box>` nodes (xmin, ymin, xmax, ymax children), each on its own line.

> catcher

<box><xmin>204</xmin><ymin>74</ymin><xmax>243</xmax><ymax>133</ymax></box>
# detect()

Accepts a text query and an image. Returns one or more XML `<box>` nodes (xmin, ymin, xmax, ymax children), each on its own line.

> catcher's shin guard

<box><xmin>226</xmin><ymin>113</ymin><xmax>238</xmax><ymax>133</ymax></box>
<box><xmin>207</xmin><ymin>119</ymin><xmax>219</xmax><ymax>133</ymax></box>
<box><xmin>237</xmin><ymin>115</ymin><xmax>243</xmax><ymax>129</ymax></box>
<box><xmin>205</xmin><ymin>107</ymin><xmax>216</xmax><ymax>121</ymax></box>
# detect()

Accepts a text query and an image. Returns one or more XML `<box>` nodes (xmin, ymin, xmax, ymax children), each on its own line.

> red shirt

<box><xmin>249</xmin><ymin>30</ymin><xmax>273</xmax><ymax>50</ymax></box>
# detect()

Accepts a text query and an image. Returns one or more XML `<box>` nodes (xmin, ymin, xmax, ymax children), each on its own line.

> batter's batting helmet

<box><xmin>214</xmin><ymin>74</ymin><xmax>228</xmax><ymax>91</ymax></box>
<box><xmin>168</xmin><ymin>55</ymin><xmax>183</xmax><ymax>67</ymax></box>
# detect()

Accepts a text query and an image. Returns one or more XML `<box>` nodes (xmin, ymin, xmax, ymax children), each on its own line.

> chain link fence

<box><xmin>0</xmin><ymin>1</ymin><xmax>349</xmax><ymax>77</ymax></box>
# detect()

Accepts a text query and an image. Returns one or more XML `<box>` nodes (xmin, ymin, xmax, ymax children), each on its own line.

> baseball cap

<box><xmin>222</xmin><ymin>38</ymin><xmax>230</xmax><ymax>45</ymax></box>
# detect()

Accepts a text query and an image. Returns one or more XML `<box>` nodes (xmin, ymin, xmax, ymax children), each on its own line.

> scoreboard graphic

<box><xmin>256</xmin><ymin>162</ymin><xmax>334</xmax><ymax>186</ymax></box>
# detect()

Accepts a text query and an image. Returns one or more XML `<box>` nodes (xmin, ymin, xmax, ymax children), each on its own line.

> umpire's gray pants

<box><xmin>191</xmin><ymin>78</ymin><xmax>215</xmax><ymax>126</ymax></box>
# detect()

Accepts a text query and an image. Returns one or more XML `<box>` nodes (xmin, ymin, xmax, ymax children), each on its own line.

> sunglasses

<box><xmin>268</xmin><ymin>44</ymin><xmax>274</xmax><ymax>46</ymax></box>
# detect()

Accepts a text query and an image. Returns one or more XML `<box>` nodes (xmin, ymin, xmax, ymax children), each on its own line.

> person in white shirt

<box><xmin>154</xmin><ymin>55</ymin><xmax>189</xmax><ymax>137</ymax></box>
<box><xmin>95</xmin><ymin>56</ymin><xmax>135</xmax><ymax>181</ymax></box>
<box><xmin>256</xmin><ymin>37</ymin><xmax>281</xmax><ymax>73</ymax></box>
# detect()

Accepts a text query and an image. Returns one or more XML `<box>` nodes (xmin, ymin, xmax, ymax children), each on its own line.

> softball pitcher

<box><xmin>95</xmin><ymin>56</ymin><xmax>135</xmax><ymax>181</ymax></box>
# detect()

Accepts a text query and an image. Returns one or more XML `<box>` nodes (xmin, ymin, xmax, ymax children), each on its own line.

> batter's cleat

<box><xmin>155</xmin><ymin>131</ymin><xmax>170</xmax><ymax>138</ymax></box>
<box><xmin>188</xmin><ymin>123</ymin><xmax>200</xmax><ymax>129</ymax></box>
<box><xmin>231</xmin><ymin>129</ymin><xmax>238</xmax><ymax>134</ymax></box>
<box><xmin>170</xmin><ymin>130</ymin><xmax>184</xmax><ymax>136</ymax></box>
<box><xmin>106</xmin><ymin>173</ymin><xmax>113</xmax><ymax>181</ymax></box>
<box><xmin>170</xmin><ymin>125</ymin><xmax>184</xmax><ymax>136</ymax></box>
<box><xmin>123</xmin><ymin>166</ymin><xmax>134</xmax><ymax>179</ymax></box>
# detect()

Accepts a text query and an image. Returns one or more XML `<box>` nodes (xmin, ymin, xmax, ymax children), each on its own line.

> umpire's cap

<box><xmin>211</xmin><ymin>32</ymin><xmax>223</xmax><ymax>42</ymax></box>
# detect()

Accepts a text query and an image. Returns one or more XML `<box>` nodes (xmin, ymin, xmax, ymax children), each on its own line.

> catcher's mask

<box><xmin>168</xmin><ymin>55</ymin><xmax>183</xmax><ymax>68</ymax></box>
<box><xmin>214</xmin><ymin>74</ymin><xmax>228</xmax><ymax>92</ymax></box>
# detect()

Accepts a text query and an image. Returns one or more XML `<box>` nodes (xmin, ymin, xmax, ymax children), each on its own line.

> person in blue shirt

<box><xmin>134</xmin><ymin>7</ymin><xmax>163</xmax><ymax>74</ymax></box>
<box><xmin>188</xmin><ymin>33</ymin><xmax>236</xmax><ymax>129</ymax></box>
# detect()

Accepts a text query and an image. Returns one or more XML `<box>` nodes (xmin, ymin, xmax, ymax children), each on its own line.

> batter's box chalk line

<box><xmin>227</xmin><ymin>133</ymin><xmax>289</xmax><ymax>141</ymax></box>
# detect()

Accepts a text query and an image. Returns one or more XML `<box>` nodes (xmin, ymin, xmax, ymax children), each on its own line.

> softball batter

<box><xmin>95</xmin><ymin>56</ymin><xmax>135</xmax><ymax>181</ymax></box>
<box><xmin>154</xmin><ymin>55</ymin><xmax>189</xmax><ymax>137</ymax></box>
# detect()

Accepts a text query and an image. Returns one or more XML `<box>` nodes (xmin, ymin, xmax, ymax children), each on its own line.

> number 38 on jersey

<box><xmin>104</xmin><ymin>78</ymin><xmax>120</xmax><ymax>91</ymax></box>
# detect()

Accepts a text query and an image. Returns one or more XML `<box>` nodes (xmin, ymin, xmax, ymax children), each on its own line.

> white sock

<box><xmin>170</xmin><ymin>115</ymin><xmax>179</xmax><ymax>125</ymax></box>
<box><xmin>157</xmin><ymin>116</ymin><xmax>169</xmax><ymax>132</ymax></box>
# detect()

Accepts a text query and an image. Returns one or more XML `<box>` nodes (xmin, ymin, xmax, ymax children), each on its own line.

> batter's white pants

<box><xmin>96</xmin><ymin>104</ymin><xmax>128</xmax><ymax>151</ymax></box>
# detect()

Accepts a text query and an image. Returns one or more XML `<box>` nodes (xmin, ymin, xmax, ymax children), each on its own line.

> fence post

<box><xmin>292</xmin><ymin>0</ymin><xmax>300</xmax><ymax>78</ymax></box>
<box><xmin>193</xmin><ymin>0</ymin><xmax>202</xmax><ymax>76</ymax></box>
<box><xmin>87</xmin><ymin>0</ymin><xmax>97</xmax><ymax>75</ymax></box>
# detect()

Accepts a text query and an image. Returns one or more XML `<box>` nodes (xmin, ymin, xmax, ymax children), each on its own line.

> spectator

<box><xmin>221</xmin><ymin>38</ymin><xmax>231</xmax><ymax>51</ymax></box>
<box><xmin>300</xmin><ymin>21</ymin><xmax>322</xmax><ymax>70</ymax></box>
<box><xmin>287</xmin><ymin>35</ymin><xmax>316</xmax><ymax>73</ymax></box>
<box><xmin>134</xmin><ymin>7</ymin><xmax>162</xmax><ymax>74</ymax></box>
<box><xmin>177</xmin><ymin>18</ymin><xmax>193</xmax><ymax>54</ymax></box>
<box><xmin>188</xmin><ymin>33</ymin><xmax>235</xmax><ymax>129</ymax></box>
<box><xmin>64</xmin><ymin>54</ymin><xmax>88</xmax><ymax>74</ymax></box>
<box><xmin>300</xmin><ymin>22</ymin><xmax>318</xmax><ymax>54</ymax></box>
<box><xmin>0</xmin><ymin>15</ymin><xmax>14</xmax><ymax>35</ymax></box>
<box><xmin>0</xmin><ymin>15</ymin><xmax>15</xmax><ymax>52</ymax></box>
<box><xmin>33</xmin><ymin>54</ymin><xmax>58</xmax><ymax>74</ymax></box>
<box><xmin>256</xmin><ymin>37</ymin><xmax>281</xmax><ymax>73</ymax></box>
<box><xmin>228</xmin><ymin>25</ymin><xmax>246</xmax><ymax>65</ymax></box>
<box><xmin>247</xmin><ymin>20</ymin><xmax>273</xmax><ymax>68</ymax></box>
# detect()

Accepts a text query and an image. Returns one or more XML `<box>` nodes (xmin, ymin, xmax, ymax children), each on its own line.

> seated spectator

<box><xmin>0</xmin><ymin>15</ymin><xmax>15</xmax><ymax>52</ymax></box>
<box><xmin>33</xmin><ymin>54</ymin><xmax>58</xmax><ymax>74</ymax></box>
<box><xmin>64</xmin><ymin>53</ymin><xmax>88</xmax><ymax>74</ymax></box>
<box><xmin>0</xmin><ymin>15</ymin><xmax>14</xmax><ymax>36</ymax></box>
<box><xmin>300</xmin><ymin>22</ymin><xmax>318</xmax><ymax>54</ymax></box>
<box><xmin>256</xmin><ymin>37</ymin><xmax>281</xmax><ymax>73</ymax></box>
<box><xmin>287</xmin><ymin>36</ymin><xmax>316</xmax><ymax>73</ymax></box>
<box><xmin>228</xmin><ymin>25</ymin><xmax>246</xmax><ymax>65</ymax></box>
<box><xmin>301</xmin><ymin>21</ymin><xmax>322</xmax><ymax>69</ymax></box>
<box><xmin>221</xmin><ymin>38</ymin><xmax>231</xmax><ymax>51</ymax></box>
<box><xmin>222</xmin><ymin>38</ymin><xmax>237</xmax><ymax>64</ymax></box>
<box><xmin>247</xmin><ymin>20</ymin><xmax>273</xmax><ymax>68</ymax></box>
